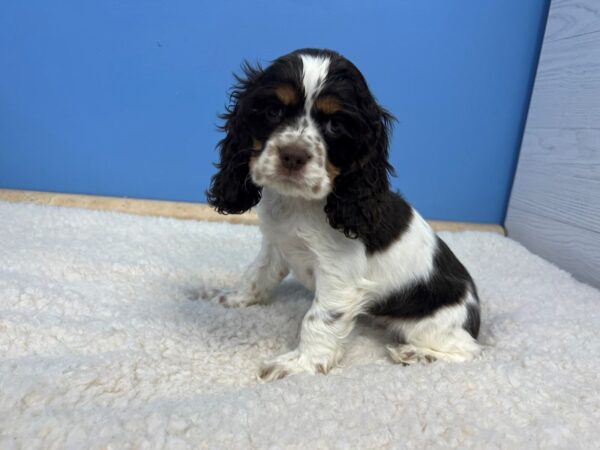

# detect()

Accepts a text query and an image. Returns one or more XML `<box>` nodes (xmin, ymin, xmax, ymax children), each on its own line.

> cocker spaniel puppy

<box><xmin>206</xmin><ymin>48</ymin><xmax>481</xmax><ymax>382</ymax></box>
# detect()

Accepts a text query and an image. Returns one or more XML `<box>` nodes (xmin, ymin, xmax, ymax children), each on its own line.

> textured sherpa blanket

<box><xmin>1</xmin><ymin>201</ymin><xmax>599</xmax><ymax>449</ymax></box>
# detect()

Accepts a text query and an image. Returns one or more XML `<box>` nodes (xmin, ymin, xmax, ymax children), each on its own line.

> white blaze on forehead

<box><xmin>300</xmin><ymin>54</ymin><xmax>330</xmax><ymax>110</ymax></box>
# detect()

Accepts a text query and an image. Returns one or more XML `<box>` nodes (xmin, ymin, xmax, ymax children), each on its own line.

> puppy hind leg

<box><xmin>387</xmin><ymin>329</ymin><xmax>480</xmax><ymax>365</ymax></box>
<box><xmin>385</xmin><ymin>303</ymin><xmax>481</xmax><ymax>365</ymax></box>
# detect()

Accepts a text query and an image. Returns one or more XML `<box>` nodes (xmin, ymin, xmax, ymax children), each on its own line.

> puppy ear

<box><xmin>206</xmin><ymin>62</ymin><xmax>263</xmax><ymax>214</ymax></box>
<box><xmin>325</xmin><ymin>99</ymin><xmax>396</xmax><ymax>239</ymax></box>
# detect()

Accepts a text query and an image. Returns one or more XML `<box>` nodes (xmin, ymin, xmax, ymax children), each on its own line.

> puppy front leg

<box><xmin>258</xmin><ymin>286</ymin><xmax>361</xmax><ymax>381</ymax></box>
<box><xmin>211</xmin><ymin>239</ymin><xmax>288</xmax><ymax>307</ymax></box>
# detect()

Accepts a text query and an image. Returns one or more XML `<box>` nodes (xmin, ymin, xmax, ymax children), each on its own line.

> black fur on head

<box><xmin>207</xmin><ymin>49</ymin><xmax>398</xmax><ymax>245</ymax></box>
<box><xmin>322</xmin><ymin>58</ymin><xmax>397</xmax><ymax>241</ymax></box>
<box><xmin>206</xmin><ymin>62</ymin><xmax>265</xmax><ymax>214</ymax></box>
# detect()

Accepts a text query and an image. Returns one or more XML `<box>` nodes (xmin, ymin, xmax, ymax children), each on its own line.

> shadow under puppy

<box><xmin>206</xmin><ymin>48</ymin><xmax>481</xmax><ymax>382</ymax></box>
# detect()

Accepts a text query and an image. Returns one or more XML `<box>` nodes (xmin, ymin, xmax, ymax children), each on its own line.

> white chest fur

<box><xmin>255</xmin><ymin>188</ymin><xmax>437</xmax><ymax>298</ymax></box>
<box><xmin>256</xmin><ymin>189</ymin><xmax>326</xmax><ymax>290</ymax></box>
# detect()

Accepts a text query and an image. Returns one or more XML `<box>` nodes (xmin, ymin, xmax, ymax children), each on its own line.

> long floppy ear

<box><xmin>206</xmin><ymin>62</ymin><xmax>263</xmax><ymax>214</ymax></box>
<box><xmin>324</xmin><ymin>96</ymin><xmax>396</xmax><ymax>239</ymax></box>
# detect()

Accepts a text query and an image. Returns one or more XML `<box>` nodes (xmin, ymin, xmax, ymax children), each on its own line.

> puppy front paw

<box><xmin>206</xmin><ymin>288</ymin><xmax>265</xmax><ymax>308</ymax></box>
<box><xmin>257</xmin><ymin>350</ymin><xmax>334</xmax><ymax>382</ymax></box>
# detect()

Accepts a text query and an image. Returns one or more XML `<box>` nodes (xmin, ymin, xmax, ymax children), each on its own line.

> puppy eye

<box><xmin>325</xmin><ymin>118</ymin><xmax>342</xmax><ymax>136</ymax></box>
<box><xmin>266</xmin><ymin>104</ymin><xmax>285</xmax><ymax>122</ymax></box>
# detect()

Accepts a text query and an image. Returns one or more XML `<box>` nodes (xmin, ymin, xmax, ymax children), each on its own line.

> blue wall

<box><xmin>0</xmin><ymin>1</ymin><xmax>549</xmax><ymax>224</ymax></box>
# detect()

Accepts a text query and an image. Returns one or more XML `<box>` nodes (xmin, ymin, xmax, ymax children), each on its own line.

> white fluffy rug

<box><xmin>1</xmin><ymin>201</ymin><xmax>600</xmax><ymax>449</ymax></box>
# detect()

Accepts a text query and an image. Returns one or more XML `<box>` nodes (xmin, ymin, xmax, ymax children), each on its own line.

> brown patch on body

<box><xmin>315</xmin><ymin>95</ymin><xmax>342</xmax><ymax>114</ymax></box>
<box><xmin>258</xmin><ymin>365</ymin><xmax>274</xmax><ymax>380</ymax></box>
<box><xmin>311</xmin><ymin>182</ymin><xmax>322</xmax><ymax>194</ymax></box>
<box><xmin>316</xmin><ymin>364</ymin><xmax>328</xmax><ymax>374</ymax></box>
<box><xmin>275</xmin><ymin>84</ymin><xmax>299</xmax><ymax>105</ymax></box>
<box><xmin>259</xmin><ymin>365</ymin><xmax>288</xmax><ymax>381</ymax></box>
<box><xmin>326</xmin><ymin>161</ymin><xmax>340</xmax><ymax>183</ymax></box>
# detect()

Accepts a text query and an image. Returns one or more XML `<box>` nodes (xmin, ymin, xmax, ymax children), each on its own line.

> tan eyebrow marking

<box><xmin>274</xmin><ymin>83</ymin><xmax>299</xmax><ymax>105</ymax></box>
<box><xmin>315</xmin><ymin>95</ymin><xmax>342</xmax><ymax>114</ymax></box>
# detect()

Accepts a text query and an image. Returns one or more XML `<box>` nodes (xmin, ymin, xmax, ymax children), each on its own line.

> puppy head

<box><xmin>207</xmin><ymin>48</ymin><xmax>394</xmax><ymax>237</ymax></box>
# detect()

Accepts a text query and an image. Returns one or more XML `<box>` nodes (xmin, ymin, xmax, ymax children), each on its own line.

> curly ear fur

<box><xmin>206</xmin><ymin>62</ymin><xmax>264</xmax><ymax>214</ymax></box>
<box><xmin>325</xmin><ymin>96</ymin><xmax>396</xmax><ymax>239</ymax></box>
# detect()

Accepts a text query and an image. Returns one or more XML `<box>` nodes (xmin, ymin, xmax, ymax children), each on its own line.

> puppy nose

<box><xmin>279</xmin><ymin>145</ymin><xmax>311</xmax><ymax>171</ymax></box>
